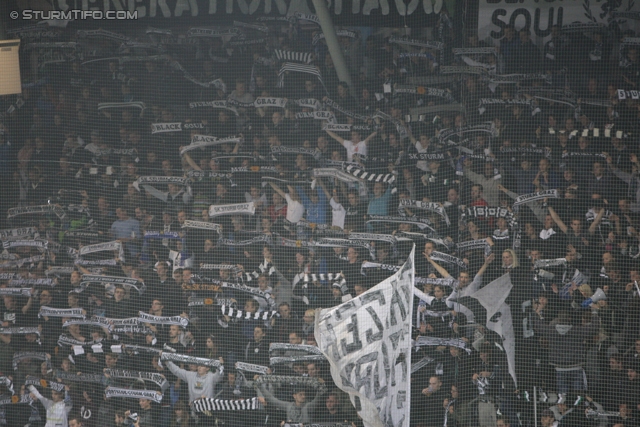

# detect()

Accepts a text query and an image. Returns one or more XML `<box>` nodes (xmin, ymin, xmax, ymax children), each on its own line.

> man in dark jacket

<box><xmin>412</xmin><ymin>375</ymin><xmax>448</xmax><ymax>427</ymax></box>
<box><xmin>534</xmin><ymin>311</ymin><xmax>600</xmax><ymax>394</ymax></box>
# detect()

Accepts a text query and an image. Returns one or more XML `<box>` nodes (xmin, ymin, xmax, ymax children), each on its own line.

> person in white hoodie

<box><xmin>28</xmin><ymin>384</ymin><xmax>72</xmax><ymax>427</ymax></box>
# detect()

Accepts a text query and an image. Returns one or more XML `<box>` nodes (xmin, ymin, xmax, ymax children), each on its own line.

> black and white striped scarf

<box><xmin>105</xmin><ymin>387</ymin><xmax>163</xmax><ymax>403</ymax></box>
<box><xmin>229</xmin><ymin>37</ymin><xmax>266</xmax><ymax>47</ymax></box>
<box><xmin>270</xmin><ymin>355</ymin><xmax>326</xmax><ymax>365</ymax></box>
<box><xmin>312</xmin><ymin>30</ymin><xmax>357</xmax><ymax>45</ymax></box>
<box><xmin>461</xmin><ymin>206</ymin><xmax>515</xmax><ymax>225</ymax></box>
<box><xmin>9</xmin><ymin>278</ymin><xmax>54</xmax><ymax>287</ymax></box>
<box><xmin>220</xmin><ymin>306</ymin><xmax>278</xmax><ymax>320</ymax></box>
<box><xmin>367</xmin><ymin>215</ymin><xmax>436</xmax><ymax>232</ymax></box>
<box><xmin>209</xmin><ymin>202</ymin><xmax>256</xmax><ymax>217</ymax></box>
<box><xmin>180</xmin><ymin>135</ymin><xmax>243</xmax><ymax>155</ymax></box>
<box><xmin>415</xmin><ymin>277</ymin><xmax>457</xmax><ymax>288</ymax></box>
<box><xmin>39</xmin><ymin>306</ymin><xmax>84</xmax><ymax>318</ymax></box>
<box><xmin>303</xmin><ymin>273</ymin><xmax>344</xmax><ymax>282</ymax></box>
<box><xmin>389</xmin><ymin>37</ymin><xmax>443</xmax><ymax>50</ymax></box>
<box><xmin>277</xmin><ymin>63</ymin><xmax>326</xmax><ymax>92</ymax></box>
<box><xmin>112</xmin><ymin>325</ymin><xmax>154</xmax><ymax>335</ymax></box>
<box><xmin>439</xmin><ymin>65</ymin><xmax>485</xmax><ymax>75</ymax></box>
<box><xmin>218</xmin><ymin>234</ymin><xmax>271</xmax><ymax>247</ymax></box>
<box><xmin>0</xmin><ymin>327</ymin><xmax>40</xmax><ymax>336</ymax></box>
<box><xmin>343</xmin><ymin>164</ymin><xmax>396</xmax><ymax>184</ymax></box>
<box><xmin>161</xmin><ymin>352</ymin><xmax>222</xmax><ymax>369</ymax></box>
<box><xmin>103</xmin><ymin>369</ymin><xmax>169</xmax><ymax>391</ymax></box>
<box><xmin>199</xmin><ymin>264</ymin><xmax>239</xmax><ymax>271</ymax></box>
<box><xmin>188</xmin><ymin>297</ymin><xmax>233</xmax><ymax>308</ymax></box>
<box><xmin>413</xmin><ymin>336</ymin><xmax>471</xmax><ymax>353</ymax></box>
<box><xmin>360</xmin><ymin>262</ymin><xmax>401</xmax><ymax>275</ymax></box>
<box><xmin>13</xmin><ymin>352</ymin><xmax>50</xmax><ymax>371</ymax></box>
<box><xmin>399</xmin><ymin>200</ymin><xmax>450</xmax><ymax>225</ymax></box>
<box><xmin>189</xmin><ymin>100</ymin><xmax>238</xmax><ymax>114</ymax></box>
<box><xmin>150</xmin><ymin>122</ymin><xmax>204</xmax><ymax>134</ymax></box>
<box><xmin>411</xmin><ymin>356</ymin><xmax>435</xmax><ymax>374</ymax></box>
<box><xmin>453</xmin><ymin>47</ymin><xmax>497</xmax><ymax>56</ymax></box>
<box><xmin>513</xmin><ymin>189</ymin><xmax>559</xmax><ymax>206</ymax></box>
<box><xmin>80</xmin><ymin>274</ymin><xmax>142</xmax><ymax>288</ymax></box>
<box><xmin>430</xmin><ymin>251</ymin><xmax>467</xmax><ymax>269</ymax></box>
<box><xmin>243</xmin><ymin>260</ymin><xmax>276</xmax><ymax>281</ymax></box>
<box><xmin>312</xmin><ymin>168</ymin><xmax>362</xmax><ymax>184</ymax></box>
<box><xmin>7</xmin><ymin>204</ymin><xmax>66</xmax><ymax>219</ymax></box>
<box><xmin>0</xmin><ymin>288</ymin><xmax>32</xmax><ymax>297</ymax></box>
<box><xmin>25</xmin><ymin>376</ymin><xmax>63</xmax><ymax>392</ymax></box>
<box><xmin>394</xmin><ymin>86</ymin><xmax>455</xmax><ymax>103</ymax></box>
<box><xmin>75</xmin><ymin>259</ymin><xmax>118</xmax><ymax>267</ymax></box>
<box><xmin>269</xmin><ymin>343</ymin><xmax>324</xmax><ymax>356</ymax></box>
<box><xmin>63</xmin><ymin>316</ymin><xmax>113</xmax><ymax>332</ymax></box>
<box><xmin>78</xmin><ymin>240</ymin><xmax>124</xmax><ymax>258</ymax></box>
<box><xmin>255</xmin><ymin>375</ymin><xmax>324</xmax><ymax>389</ymax></box>
<box><xmin>274</xmin><ymin>49</ymin><xmax>313</xmax><ymax>64</ymax></box>
<box><xmin>270</xmin><ymin>145</ymin><xmax>322</xmax><ymax>158</ymax></box>
<box><xmin>235</xmin><ymin>362</ymin><xmax>270</xmax><ymax>374</ymax></box>
<box><xmin>293</xmin><ymin>98</ymin><xmax>322</xmax><ymax>110</ymax></box>
<box><xmin>138</xmin><ymin>312</ymin><xmax>189</xmax><ymax>327</ymax></box>
<box><xmin>192</xmin><ymin>397</ymin><xmax>262</xmax><ymax>412</ymax></box>
<box><xmin>0</xmin><ymin>255</ymin><xmax>45</xmax><ymax>269</ymax></box>
<box><xmin>0</xmin><ymin>227</ymin><xmax>38</xmax><ymax>239</ymax></box>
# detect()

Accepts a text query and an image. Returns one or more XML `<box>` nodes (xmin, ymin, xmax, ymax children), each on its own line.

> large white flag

<box><xmin>452</xmin><ymin>273</ymin><xmax>517</xmax><ymax>387</ymax></box>
<box><xmin>473</xmin><ymin>273</ymin><xmax>517</xmax><ymax>387</ymax></box>
<box><xmin>315</xmin><ymin>246</ymin><xmax>415</xmax><ymax>427</ymax></box>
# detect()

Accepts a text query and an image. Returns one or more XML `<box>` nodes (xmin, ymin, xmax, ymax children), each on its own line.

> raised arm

<box><xmin>424</xmin><ymin>254</ymin><xmax>452</xmax><ymax>278</ymax></box>
<box><xmin>475</xmin><ymin>253</ymin><xmax>496</xmax><ymax>278</ymax></box>
<box><xmin>606</xmin><ymin>152</ymin><xmax>637</xmax><ymax>185</ymax></box>
<box><xmin>257</xmin><ymin>383</ymin><xmax>290</xmax><ymax>411</ymax></box>
<box><xmin>28</xmin><ymin>385</ymin><xmax>53</xmax><ymax>409</ymax></box>
<box><xmin>165</xmin><ymin>360</ymin><xmax>191</xmax><ymax>382</ymax></box>
<box><xmin>182</xmin><ymin>152</ymin><xmax>202</xmax><ymax>171</ymax></box>
<box><xmin>287</xmin><ymin>185</ymin><xmax>300</xmax><ymax>202</ymax></box>
<box><xmin>268</xmin><ymin>182</ymin><xmax>287</xmax><ymax>199</ymax></box>
<box><xmin>325</xmin><ymin>129</ymin><xmax>345</xmax><ymax>145</ymax></box>
<box><xmin>462</xmin><ymin>164</ymin><xmax>489</xmax><ymax>186</ymax></box>
<box><xmin>588</xmin><ymin>207</ymin><xmax>606</xmax><ymax>234</ymax></box>
<box><xmin>141</xmin><ymin>185</ymin><xmax>169</xmax><ymax>203</ymax></box>
<box><xmin>362</xmin><ymin>130</ymin><xmax>378</xmax><ymax>145</ymax></box>
<box><xmin>548</xmin><ymin>206</ymin><xmax>568</xmax><ymax>234</ymax></box>
<box><xmin>316</xmin><ymin>178</ymin><xmax>332</xmax><ymax>200</ymax></box>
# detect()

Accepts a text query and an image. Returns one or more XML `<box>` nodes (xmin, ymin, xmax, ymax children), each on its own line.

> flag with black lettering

<box><xmin>449</xmin><ymin>273</ymin><xmax>517</xmax><ymax>386</ymax></box>
<box><xmin>315</xmin><ymin>246</ymin><xmax>415</xmax><ymax>427</ymax></box>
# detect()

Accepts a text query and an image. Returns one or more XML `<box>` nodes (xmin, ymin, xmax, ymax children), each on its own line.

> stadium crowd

<box><xmin>0</xmin><ymin>11</ymin><xmax>639</xmax><ymax>427</ymax></box>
